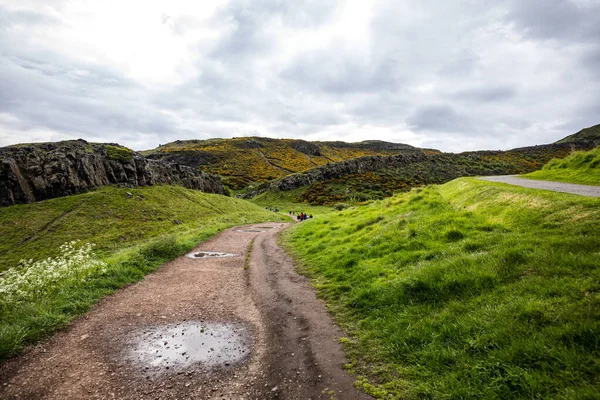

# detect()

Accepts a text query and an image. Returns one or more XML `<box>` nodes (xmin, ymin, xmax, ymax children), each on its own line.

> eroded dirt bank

<box><xmin>0</xmin><ymin>223</ymin><xmax>370</xmax><ymax>399</ymax></box>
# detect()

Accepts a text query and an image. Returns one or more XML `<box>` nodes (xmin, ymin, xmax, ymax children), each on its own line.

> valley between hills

<box><xmin>0</xmin><ymin>124</ymin><xmax>599</xmax><ymax>399</ymax></box>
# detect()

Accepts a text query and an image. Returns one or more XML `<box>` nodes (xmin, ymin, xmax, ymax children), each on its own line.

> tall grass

<box><xmin>525</xmin><ymin>146</ymin><xmax>600</xmax><ymax>185</ymax></box>
<box><xmin>284</xmin><ymin>178</ymin><xmax>600</xmax><ymax>399</ymax></box>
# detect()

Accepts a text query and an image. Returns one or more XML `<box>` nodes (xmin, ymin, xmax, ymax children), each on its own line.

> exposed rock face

<box><xmin>317</xmin><ymin>140</ymin><xmax>419</xmax><ymax>152</ymax></box>
<box><xmin>292</xmin><ymin>140</ymin><xmax>322</xmax><ymax>156</ymax></box>
<box><xmin>0</xmin><ymin>139</ymin><xmax>224</xmax><ymax>207</ymax></box>
<box><xmin>146</xmin><ymin>150</ymin><xmax>221</xmax><ymax>168</ymax></box>
<box><xmin>243</xmin><ymin>152</ymin><xmax>430</xmax><ymax>197</ymax></box>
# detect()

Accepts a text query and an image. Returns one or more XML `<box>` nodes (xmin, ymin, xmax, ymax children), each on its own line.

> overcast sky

<box><xmin>0</xmin><ymin>0</ymin><xmax>598</xmax><ymax>152</ymax></box>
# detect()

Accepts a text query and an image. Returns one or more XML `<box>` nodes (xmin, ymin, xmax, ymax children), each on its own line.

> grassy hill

<box><xmin>283</xmin><ymin>179</ymin><xmax>600</xmax><ymax>399</ymax></box>
<box><xmin>250</xmin><ymin>143</ymin><xmax>586</xmax><ymax>206</ymax></box>
<box><xmin>524</xmin><ymin>146</ymin><xmax>600</xmax><ymax>185</ymax></box>
<box><xmin>556</xmin><ymin>123</ymin><xmax>600</xmax><ymax>146</ymax></box>
<box><xmin>0</xmin><ymin>185</ymin><xmax>285</xmax><ymax>358</ymax></box>
<box><xmin>144</xmin><ymin>137</ymin><xmax>424</xmax><ymax>190</ymax></box>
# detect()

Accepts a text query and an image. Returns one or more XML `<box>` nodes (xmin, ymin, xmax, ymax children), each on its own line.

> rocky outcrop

<box><xmin>292</xmin><ymin>140</ymin><xmax>322</xmax><ymax>156</ymax></box>
<box><xmin>243</xmin><ymin>142</ymin><xmax>594</xmax><ymax>198</ymax></box>
<box><xmin>243</xmin><ymin>152</ymin><xmax>431</xmax><ymax>197</ymax></box>
<box><xmin>146</xmin><ymin>150</ymin><xmax>221</xmax><ymax>168</ymax></box>
<box><xmin>0</xmin><ymin>139</ymin><xmax>224</xmax><ymax>207</ymax></box>
<box><xmin>316</xmin><ymin>140</ymin><xmax>419</xmax><ymax>152</ymax></box>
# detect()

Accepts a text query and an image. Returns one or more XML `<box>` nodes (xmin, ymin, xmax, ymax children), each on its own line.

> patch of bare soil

<box><xmin>0</xmin><ymin>223</ymin><xmax>371</xmax><ymax>399</ymax></box>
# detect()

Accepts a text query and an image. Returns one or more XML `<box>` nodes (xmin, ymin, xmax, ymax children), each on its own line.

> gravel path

<box><xmin>477</xmin><ymin>175</ymin><xmax>600</xmax><ymax>197</ymax></box>
<box><xmin>0</xmin><ymin>223</ymin><xmax>370</xmax><ymax>400</ymax></box>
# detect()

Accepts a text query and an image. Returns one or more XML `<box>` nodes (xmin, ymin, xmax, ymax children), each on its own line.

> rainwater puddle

<box><xmin>186</xmin><ymin>251</ymin><xmax>238</xmax><ymax>259</ymax></box>
<box><xmin>255</xmin><ymin>226</ymin><xmax>275</xmax><ymax>229</ymax></box>
<box><xmin>128</xmin><ymin>321</ymin><xmax>251</xmax><ymax>376</ymax></box>
<box><xmin>237</xmin><ymin>229</ymin><xmax>265</xmax><ymax>233</ymax></box>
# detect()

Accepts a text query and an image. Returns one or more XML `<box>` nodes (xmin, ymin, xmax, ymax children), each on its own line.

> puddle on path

<box><xmin>255</xmin><ymin>226</ymin><xmax>275</xmax><ymax>229</ymax></box>
<box><xmin>237</xmin><ymin>229</ymin><xmax>265</xmax><ymax>233</ymax></box>
<box><xmin>186</xmin><ymin>251</ymin><xmax>238</xmax><ymax>259</ymax></box>
<box><xmin>128</xmin><ymin>321</ymin><xmax>251</xmax><ymax>376</ymax></box>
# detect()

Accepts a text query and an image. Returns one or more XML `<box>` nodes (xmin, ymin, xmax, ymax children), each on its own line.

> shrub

<box><xmin>106</xmin><ymin>145</ymin><xmax>134</xmax><ymax>163</ymax></box>
<box><xmin>333</xmin><ymin>203</ymin><xmax>348</xmax><ymax>211</ymax></box>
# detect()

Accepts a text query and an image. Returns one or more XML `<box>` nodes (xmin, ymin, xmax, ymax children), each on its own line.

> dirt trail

<box><xmin>0</xmin><ymin>223</ymin><xmax>370</xmax><ymax>400</ymax></box>
<box><xmin>478</xmin><ymin>175</ymin><xmax>600</xmax><ymax>197</ymax></box>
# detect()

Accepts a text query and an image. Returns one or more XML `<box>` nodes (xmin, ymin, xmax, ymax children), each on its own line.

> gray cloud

<box><xmin>506</xmin><ymin>0</ymin><xmax>600</xmax><ymax>43</ymax></box>
<box><xmin>0</xmin><ymin>47</ymin><xmax>174</xmax><ymax>138</ymax></box>
<box><xmin>281</xmin><ymin>49</ymin><xmax>402</xmax><ymax>94</ymax></box>
<box><xmin>451</xmin><ymin>85</ymin><xmax>517</xmax><ymax>103</ymax></box>
<box><xmin>407</xmin><ymin>105</ymin><xmax>476</xmax><ymax>134</ymax></box>
<box><xmin>0</xmin><ymin>6</ymin><xmax>58</xmax><ymax>27</ymax></box>
<box><xmin>0</xmin><ymin>1</ymin><xmax>598</xmax><ymax>153</ymax></box>
<box><xmin>208</xmin><ymin>0</ymin><xmax>338</xmax><ymax>61</ymax></box>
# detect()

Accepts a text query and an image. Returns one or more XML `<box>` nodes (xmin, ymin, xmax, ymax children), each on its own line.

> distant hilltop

<box><xmin>143</xmin><ymin>137</ymin><xmax>432</xmax><ymax>190</ymax></box>
<box><xmin>555</xmin><ymin>123</ymin><xmax>600</xmax><ymax>146</ymax></box>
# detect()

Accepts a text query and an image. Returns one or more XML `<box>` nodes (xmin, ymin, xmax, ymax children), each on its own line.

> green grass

<box><xmin>0</xmin><ymin>185</ymin><xmax>285</xmax><ymax>358</ymax></box>
<box><xmin>283</xmin><ymin>178</ymin><xmax>600</xmax><ymax>399</ymax></box>
<box><xmin>105</xmin><ymin>144</ymin><xmax>134</xmax><ymax>162</ymax></box>
<box><xmin>0</xmin><ymin>185</ymin><xmax>285</xmax><ymax>270</ymax></box>
<box><xmin>524</xmin><ymin>147</ymin><xmax>600</xmax><ymax>185</ymax></box>
<box><xmin>556</xmin><ymin>124</ymin><xmax>600</xmax><ymax>145</ymax></box>
<box><xmin>250</xmin><ymin>188</ymin><xmax>337</xmax><ymax>218</ymax></box>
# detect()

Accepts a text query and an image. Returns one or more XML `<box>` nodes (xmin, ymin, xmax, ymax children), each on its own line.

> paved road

<box><xmin>478</xmin><ymin>175</ymin><xmax>600</xmax><ymax>197</ymax></box>
<box><xmin>0</xmin><ymin>223</ymin><xmax>371</xmax><ymax>400</ymax></box>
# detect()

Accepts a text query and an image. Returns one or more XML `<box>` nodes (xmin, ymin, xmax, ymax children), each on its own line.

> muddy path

<box><xmin>0</xmin><ymin>223</ymin><xmax>371</xmax><ymax>400</ymax></box>
<box><xmin>478</xmin><ymin>175</ymin><xmax>600</xmax><ymax>197</ymax></box>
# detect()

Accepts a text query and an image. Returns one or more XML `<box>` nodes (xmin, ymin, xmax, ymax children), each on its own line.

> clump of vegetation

<box><xmin>284</xmin><ymin>178</ymin><xmax>600</xmax><ymax>399</ymax></box>
<box><xmin>105</xmin><ymin>144</ymin><xmax>134</xmax><ymax>163</ymax></box>
<box><xmin>0</xmin><ymin>185</ymin><xmax>285</xmax><ymax>358</ymax></box>
<box><xmin>0</xmin><ymin>241</ymin><xmax>106</xmax><ymax>307</ymax></box>
<box><xmin>524</xmin><ymin>146</ymin><xmax>600</xmax><ymax>185</ymax></box>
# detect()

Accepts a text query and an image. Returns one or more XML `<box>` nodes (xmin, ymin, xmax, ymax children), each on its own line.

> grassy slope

<box><xmin>256</xmin><ymin>145</ymin><xmax>580</xmax><ymax>206</ymax></box>
<box><xmin>0</xmin><ymin>185</ymin><xmax>285</xmax><ymax>270</ymax></box>
<box><xmin>0</xmin><ymin>185</ymin><xmax>285</xmax><ymax>357</ymax></box>
<box><xmin>556</xmin><ymin>124</ymin><xmax>600</xmax><ymax>145</ymax></box>
<box><xmin>250</xmin><ymin>187</ymin><xmax>337</xmax><ymax>217</ymax></box>
<box><xmin>283</xmin><ymin>179</ymin><xmax>600</xmax><ymax>399</ymax></box>
<box><xmin>524</xmin><ymin>146</ymin><xmax>600</xmax><ymax>185</ymax></box>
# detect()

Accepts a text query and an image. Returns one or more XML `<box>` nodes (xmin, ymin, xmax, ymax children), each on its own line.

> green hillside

<box><xmin>251</xmin><ymin>144</ymin><xmax>584</xmax><ymax>206</ymax></box>
<box><xmin>556</xmin><ymin>124</ymin><xmax>600</xmax><ymax>146</ymax></box>
<box><xmin>0</xmin><ymin>185</ymin><xmax>285</xmax><ymax>357</ymax></box>
<box><xmin>524</xmin><ymin>146</ymin><xmax>600</xmax><ymax>185</ymax></box>
<box><xmin>144</xmin><ymin>137</ymin><xmax>422</xmax><ymax>190</ymax></box>
<box><xmin>284</xmin><ymin>179</ymin><xmax>600</xmax><ymax>399</ymax></box>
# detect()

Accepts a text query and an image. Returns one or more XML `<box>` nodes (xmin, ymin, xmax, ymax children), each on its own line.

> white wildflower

<box><xmin>0</xmin><ymin>241</ymin><xmax>107</xmax><ymax>307</ymax></box>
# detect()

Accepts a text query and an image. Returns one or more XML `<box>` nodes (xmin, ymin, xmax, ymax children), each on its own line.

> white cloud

<box><xmin>0</xmin><ymin>0</ymin><xmax>598</xmax><ymax>153</ymax></box>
